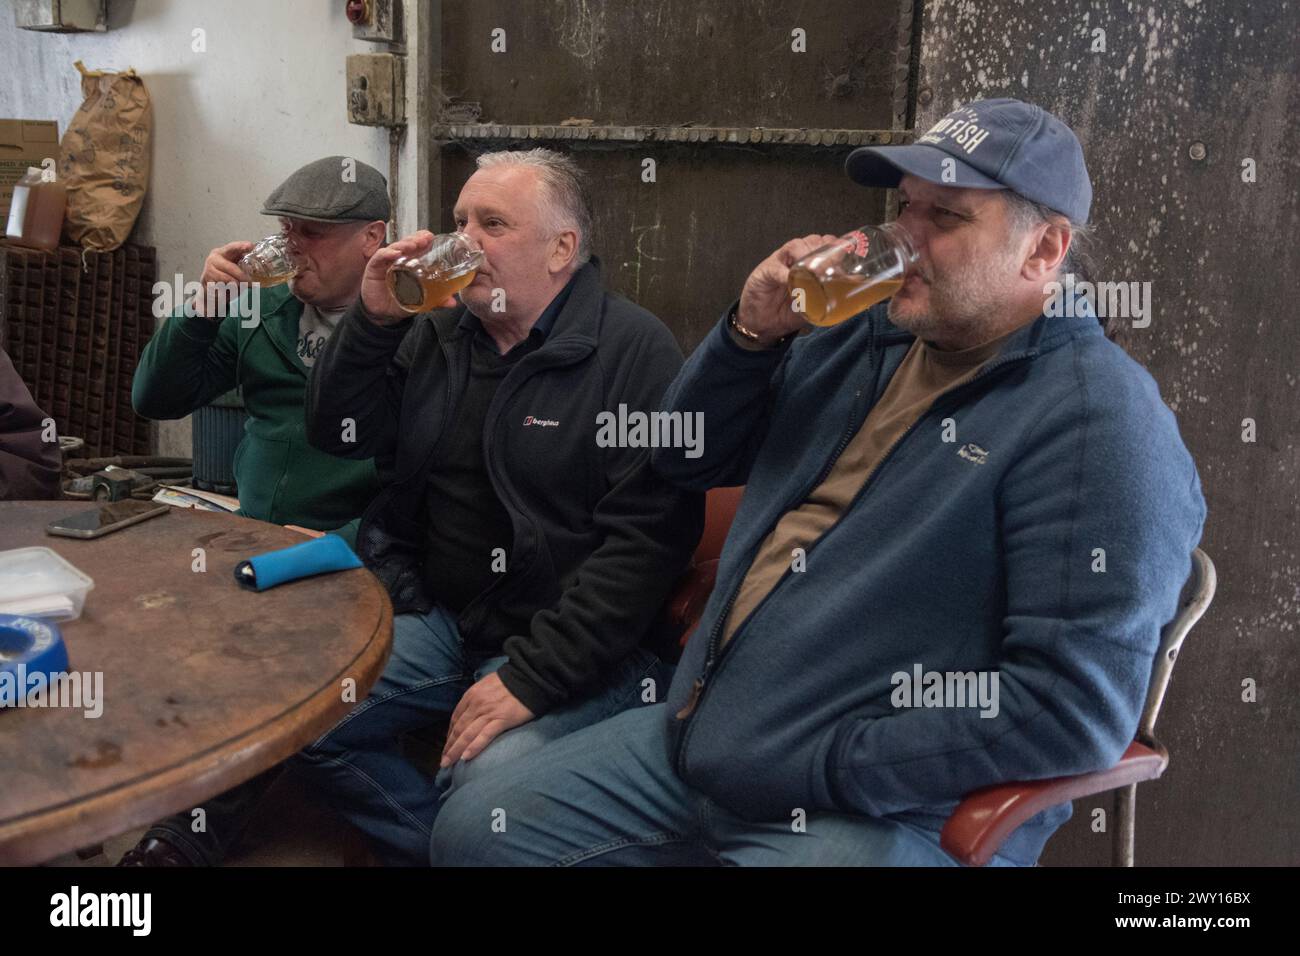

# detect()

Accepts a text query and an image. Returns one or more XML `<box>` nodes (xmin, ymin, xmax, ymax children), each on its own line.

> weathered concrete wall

<box><xmin>917</xmin><ymin>0</ymin><xmax>1299</xmax><ymax>865</ymax></box>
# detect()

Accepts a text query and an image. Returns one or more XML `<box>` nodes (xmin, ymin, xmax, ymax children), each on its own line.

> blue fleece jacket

<box><xmin>652</xmin><ymin>296</ymin><xmax>1206</xmax><ymax>865</ymax></box>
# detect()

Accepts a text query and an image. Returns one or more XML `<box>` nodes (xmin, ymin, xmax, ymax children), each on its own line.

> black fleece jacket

<box><xmin>305</xmin><ymin>258</ymin><xmax>704</xmax><ymax>715</ymax></box>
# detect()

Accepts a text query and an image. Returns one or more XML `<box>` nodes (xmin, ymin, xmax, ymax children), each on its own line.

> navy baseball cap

<box><xmin>845</xmin><ymin>98</ymin><xmax>1092</xmax><ymax>224</ymax></box>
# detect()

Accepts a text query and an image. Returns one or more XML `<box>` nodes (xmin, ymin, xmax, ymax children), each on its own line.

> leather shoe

<box><xmin>116</xmin><ymin>836</ymin><xmax>194</xmax><ymax>866</ymax></box>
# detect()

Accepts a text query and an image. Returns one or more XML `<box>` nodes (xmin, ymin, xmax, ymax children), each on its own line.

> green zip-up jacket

<box><xmin>132</xmin><ymin>284</ymin><xmax>379</xmax><ymax>544</ymax></box>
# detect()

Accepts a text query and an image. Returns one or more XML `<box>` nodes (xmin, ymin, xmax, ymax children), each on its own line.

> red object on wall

<box><xmin>345</xmin><ymin>0</ymin><xmax>370</xmax><ymax>26</ymax></box>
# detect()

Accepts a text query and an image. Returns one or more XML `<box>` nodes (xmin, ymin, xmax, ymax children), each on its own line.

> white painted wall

<box><xmin>0</xmin><ymin>0</ymin><xmax>422</xmax><ymax>456</ymax></box>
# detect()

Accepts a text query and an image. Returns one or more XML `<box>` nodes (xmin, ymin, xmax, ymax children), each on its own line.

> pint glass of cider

<box><xmin>787</xmin><ymin>222</ymin><xmax>918</xmax><ymax>327</ymax></box>
<box><xmin>387</xmin><ymin>232</ymin><xmax>486</xmax><ymax>314</ymax></box>
<box><xmin>239</xmin><ymin>235</ymin><xmax>306</xmax><ymax>287</ymax></box>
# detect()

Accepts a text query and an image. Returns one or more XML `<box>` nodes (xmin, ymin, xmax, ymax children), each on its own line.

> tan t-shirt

<box><xmin>719</xmin><ymin>329</ymin><xmax>1014</xmax><ymax>647</ymax></box>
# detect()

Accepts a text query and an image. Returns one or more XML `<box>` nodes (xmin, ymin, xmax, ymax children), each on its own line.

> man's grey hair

<box><xmin>1001</xmin><ymin>190</ymin><xmax>1093</xmax><ymax>280</ymax></box>
<box><xmin>1002</xmin><ymin>190</ymin><xmax>1114</xmax><ymax>339</ymax></box>
<box><xmin>475</xmin><ymin>148</ymin><xmax>593</xmax><ymax>266</ymax></box>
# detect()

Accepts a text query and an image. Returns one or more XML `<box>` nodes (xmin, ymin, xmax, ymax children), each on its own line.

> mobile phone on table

<box><xmin>46</xmin><ymin>500</ymin><xmax>169</xmax><ymax>539</ymax></box>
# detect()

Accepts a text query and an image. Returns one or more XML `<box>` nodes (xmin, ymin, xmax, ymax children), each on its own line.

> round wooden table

<box><xmin>0</xmin><ymin>502</ymin><xmax>392</xmax><ymax>865</ymax></box>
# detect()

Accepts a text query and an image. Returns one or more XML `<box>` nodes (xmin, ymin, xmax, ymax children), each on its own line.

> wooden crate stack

<box><xmin>0</xmin><ymin>244</ymin><xmax>157</xmax><ymax>457</ymax></box>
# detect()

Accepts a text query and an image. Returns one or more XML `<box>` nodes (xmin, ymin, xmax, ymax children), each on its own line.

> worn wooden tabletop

<box><xmin>0</xmin><ymin>502</ymin><xmax>392</xmax><ymax>865</ymax></box>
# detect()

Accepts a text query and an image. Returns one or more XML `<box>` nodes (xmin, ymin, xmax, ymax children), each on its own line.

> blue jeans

<box><xmin>430</xmin><ymin>704</ymin><xmax>1027</xmax><ymax>866</ymax></box>
<box><xmin>289</xmin><ymin>605</ymin><xmax>668</xmax><ymax>866</ymax></box>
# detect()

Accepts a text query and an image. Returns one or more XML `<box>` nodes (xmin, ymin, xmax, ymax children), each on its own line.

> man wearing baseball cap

<box><xmin>430</xmin><ymin>99</ymin><xmax>1207</xmax><ymax>867</ymax></box>
<box><xmin>122</xmin><ymin>156</ymin><xmax>390</xmax><ymax>865</ymax></box>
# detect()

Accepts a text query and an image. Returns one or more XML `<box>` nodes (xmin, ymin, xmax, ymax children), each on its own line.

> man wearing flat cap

<box><xmin>430</xmin><ymin>99</ymin><xmax>1206</xmax><ymax>867</ymax></box>
<box><xmin>132</xmin><ymin>155</ymin><xmax>389</xmax><ymax>544</ymax></box>
<box><xmin>122</xmin><ymin>156</ymin><xmax>391</xmax><ymax>865</ymax></box>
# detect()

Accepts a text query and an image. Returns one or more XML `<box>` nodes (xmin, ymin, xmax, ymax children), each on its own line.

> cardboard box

<box><xmin>0</xmin><ymin>119</ymin><xmax>60</xmax><ymax>224</ymax></box>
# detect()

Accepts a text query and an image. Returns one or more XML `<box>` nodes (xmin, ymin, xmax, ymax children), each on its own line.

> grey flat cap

<box><xmin>260</xmin><ymin>155</ymin><xmax>391</xmax><ymax>223</ymax></box>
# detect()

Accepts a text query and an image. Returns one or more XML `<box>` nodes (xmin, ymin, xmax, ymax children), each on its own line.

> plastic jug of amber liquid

<box><xmin>5</xmin><ymin>166</ymin><xmax>67</xmax><ymax>252</ymax></box>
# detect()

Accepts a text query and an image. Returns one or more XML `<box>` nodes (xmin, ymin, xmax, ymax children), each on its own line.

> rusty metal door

<box><xmin>424</xmin><ymin>0</ymin><xmax>919</xmax><ymax>351</ymax></box>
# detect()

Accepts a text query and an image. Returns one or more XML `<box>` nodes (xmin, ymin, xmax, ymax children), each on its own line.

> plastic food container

<box><xmin>0</xmin><ymin>547</ymin><xmax>95</xmax><ymax>622</ymax></box>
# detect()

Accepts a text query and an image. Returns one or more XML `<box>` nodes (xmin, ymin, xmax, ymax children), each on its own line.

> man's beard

<box><xmin>888</xmin><ymin>243</ymin><xmax>1022</xmax><ymax>345</ymax></box>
